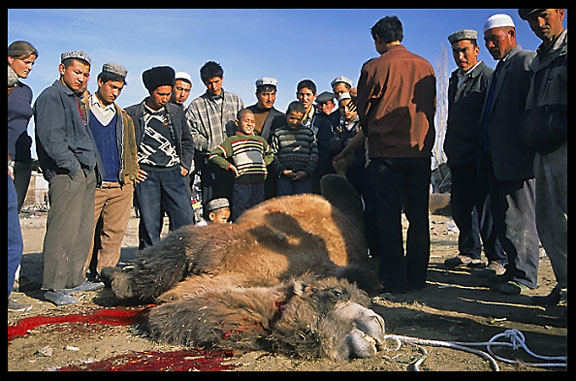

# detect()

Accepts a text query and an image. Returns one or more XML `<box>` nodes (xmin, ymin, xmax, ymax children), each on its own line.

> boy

<box><xmin>209</xmin><ymin>109</ymin><xmax>274</xmax><ymax>220</ymax></box>
<box><xmin>270</xmin><ymin>101</ymin><xmax>319</xmax><ymax>196</ymax></box>
<box><xmin>196</xmin><ymin>198</ymin><xmax>231</xmax><ymax>226</ymax></box>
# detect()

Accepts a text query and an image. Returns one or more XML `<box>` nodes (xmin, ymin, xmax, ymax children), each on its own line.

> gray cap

<box><xmin>60</xmin><ymin>50</ymin><xmax>92</xmax><ymax>65</ymax></box>
<box><xmin>316</xmin><ymin>91</ymin><xmax>335</xmax><ymax>104</ymax></box>
<box><xmin>331</xmin><ymin>75</ymin><xmax>353</xmax><ymax>88</ymax></box>
<box><xmin>448</xmin><ymin>29</ymin><xmax>478</xmax><ymax>44</ymax></box>
<box><xmin>255</xmin><ymin>76</ymin><xmax>278</xmax><ymax>88</ymax></box>
<box><xmin>102</xmin><ymin>63</ymin><xmax>128</xmax><ymax>79</ymax></box>
<box><xmin>205</xmin><ymin>198</ymin><xmax>230</xmax><ymax>213</ymax></box>
<box><xmin>518</xmin><ymin>9</ymin><xmax>545</xmax><ymax>20</ymax></box>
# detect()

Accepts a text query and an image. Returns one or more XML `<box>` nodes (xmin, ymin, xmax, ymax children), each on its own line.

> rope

<box><xmin>382</xmin><ymin>329</ymin><xmax>567</xmax><ymax>371</ymax></box>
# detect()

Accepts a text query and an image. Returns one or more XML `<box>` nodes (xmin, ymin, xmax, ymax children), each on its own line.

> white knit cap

<box><xmin>175</xmin><ymin>72</ymin><xmax>192</xmax><ymax>84</ymax></box>
<box><xmin>483</xmin><ymin>14</ymin><xmax>515</xmax><ymax>32</ymax></box>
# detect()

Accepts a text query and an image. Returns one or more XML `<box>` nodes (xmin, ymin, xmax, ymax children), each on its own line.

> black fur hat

<box><xmin>142</xmin><ymin>66</ymin><xmax>175</xmax><ymax>92</ymax></box>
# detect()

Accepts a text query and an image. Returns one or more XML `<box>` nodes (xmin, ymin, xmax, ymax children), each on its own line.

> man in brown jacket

<box><xmin>81</xmin><ymin>63</ymin><xmax>142</xmax><ymax>281</ymax></box>
<box><xmin>357</xmin><ymin>16</ymin><xmax>436</xmax><ymax>293</ymax></box>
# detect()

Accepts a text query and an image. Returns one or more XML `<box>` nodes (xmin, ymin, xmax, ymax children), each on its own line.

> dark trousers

<box><xmin>8</xmin><ymin>174</ymin><xmax>23</xmax><ymax>297</ymax></box>
<box><xmin>134</xmin><ymin>166</ymin><xmax>195</xmax><ymax>249</ymax></box>
<box><xmin>42</xmin><ymin>170</ymin><xmax>96</xmax><ymax>290</ymax></box>
<box><xmin>369</xmin><ymin>157</ymin><xmax>431</xmax><ymax>290</ymax></box>
<box><xmin>198</xmin><ymin>154</ymin><xmax>234</xmax><ymax>209</ymax></box>
<box><xmin>481</xmin><ymin>154</ymin><xmax>540</xmax><ymax>288</ymax></box>
<box><xmin>450</xmin><ymin>158</ymin><xmax>505</xmax><ymax>262</ymax></box>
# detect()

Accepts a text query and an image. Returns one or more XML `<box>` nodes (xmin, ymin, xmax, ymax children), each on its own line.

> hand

<box><xmin>292</xmin><ymin>171</ymin><xmax>308</xmax><ymax>181</ymax></box>
<box><xmin>332</xmin><ymin>150</ymin><xmax>347</xmax><ymax>165</ymax></box>
<box><xmin>229</xmin><ymin>165</ymin><xmax>240</xmax><ymax>178</ymax></box>
<box><xmin>135</xmin><ymin>168</ymin><xmax>148</xmax><ymax>183</ymax></box>
<box><xmin>180</xmin><ymin>165</ymin><xmax>189</xmax><ymax>177</ymax></box>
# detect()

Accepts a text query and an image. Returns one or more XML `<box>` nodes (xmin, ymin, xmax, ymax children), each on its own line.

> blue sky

<box><xmin>8</xmin><ymin>8</ymin><xmax>568</xmax><ymax>159</ymax></box>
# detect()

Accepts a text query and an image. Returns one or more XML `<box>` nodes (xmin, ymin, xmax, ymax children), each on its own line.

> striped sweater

<box><xmin>209</xmin><ymin>132</ymin><xmax>275</xmax><ymax>184</ymax></box>
<box><xmin>269</xmin><ymin>125</ymin><xmax>319</xmax><ymax>176</ymax></box>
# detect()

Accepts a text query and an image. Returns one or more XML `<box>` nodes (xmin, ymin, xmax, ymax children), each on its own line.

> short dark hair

<box><xmin>371</xmin><ymin>16</ymin><xmax>403</xmax><ymax>43</ymax></box>
<box><xmin>256</xmin><ymin>84</ymin><xmax>277</xmax><ymax>94</ymax></box>
<box><xmin>286</xmin><ymin>100</ymin><xmax>306</xmax><ymax>115</ymax></box>
<box><xmin>200</xmin><ymin>61</ymin><xmax>223</xmax><ymax>83</ymax></box>
<box><xmin>297</xmin><ymin>79</ymin><xmax>316</xmax><ymax>94</ymax></box>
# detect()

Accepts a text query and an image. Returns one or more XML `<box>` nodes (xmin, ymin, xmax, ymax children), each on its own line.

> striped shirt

<box><xmin>209</xmin><ymin>133</ymin><xmax>274</xmax><ymax>184</ymax></box>
<box><xmin>270</xmin><ymin>125</ymin><xmax>319</xmax><ymax>176</ymax></box>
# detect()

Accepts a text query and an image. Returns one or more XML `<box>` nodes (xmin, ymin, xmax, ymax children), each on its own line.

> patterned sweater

<box><xmin>269</xmin><ymin>125</ymin><xmax>319</xmax><ymax>176</ymax></box>
<box><xmin>209</xmin><ymin>132</ymin><xmax>274</xmax><ymax>184</ymax></box>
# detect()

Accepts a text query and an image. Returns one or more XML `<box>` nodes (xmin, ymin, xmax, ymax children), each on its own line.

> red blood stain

<box><xmin>8</xmin><ymin>307</ymin><xmax>237</xmax><ymax>371</ymax></box>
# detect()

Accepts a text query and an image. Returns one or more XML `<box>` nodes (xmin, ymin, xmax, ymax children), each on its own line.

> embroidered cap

<box><xmin>330</xmin><ymin>75</ymin><xmax>353</xmax><ymax>88</ymax></box>
<box><xmin>60</xmin><ymin>50</ymin><xmax>92</xmax><ymax>65</ymax></box>
<box><xmin>255</xmin><ymin>76</ymin><xmax>278</xmax><ymax>88</ymax></box>
<box><xmin>205</xmin><ymin>198</ymin><xmax>230</xmax><ymax>213</ymax></box>
<box><xmin>175</xmin><ymin>72</ymin><xmax>192</xmax><ymax>85</ymax></box>
<box><xmin>448</xmin><ymin>29</ymin><xmax>478</xmax><ymax>44</ymax></box>
<box><xmin>102</xmin><ymin>63</ymin><xmax>128</xmax><ymax>79</ymax></box>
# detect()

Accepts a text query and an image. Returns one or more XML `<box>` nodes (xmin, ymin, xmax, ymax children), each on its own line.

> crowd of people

<box><xmin>8</xmin><ymin>10</ymin><xmax>566</xmax><ymax>315</ymax></box>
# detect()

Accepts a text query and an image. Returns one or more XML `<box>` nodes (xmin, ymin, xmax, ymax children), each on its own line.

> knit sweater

<box><xmin>269</xmin><ymin>125</ymin><xmax>319</xmax><ymax>176</ymax></box>
<box><xmin>209</xmin><ymin>132</ymin><xmax>274</xmax><ymax>184</ymax></box>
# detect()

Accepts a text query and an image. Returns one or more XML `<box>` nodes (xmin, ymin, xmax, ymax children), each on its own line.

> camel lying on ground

<box><xmin>102</xmin><ymin>184</ymin><xmax>384</xmax><ymax>360</ymax></box>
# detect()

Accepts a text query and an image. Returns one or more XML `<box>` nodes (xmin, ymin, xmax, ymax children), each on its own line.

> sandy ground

<box><xmin>7</xmin><ymin>209</ymin><xmax>568</xmax><ymax>372</ymax></box>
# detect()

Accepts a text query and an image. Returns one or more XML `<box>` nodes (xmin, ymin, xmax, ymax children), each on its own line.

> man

<box><xmin>297</xmin><ymin>79</ymin><xmax>334</xmax><ymax>193</ymax></box>
<box><xmin>316</xmin><ymin>91</ymin><xmax>340</xmax><ymax>128</ymax></box>
<box><xmin>480</xmin><ymin>14</ymin><xmax>538</xmax><ymax>295</ymax></box>
<box><xmin>246</xmin><ymin>76</ymin><xmax>285</xmax><ymax>141</ymax></box>
<box><xmin>81</xmin><ymin>63</ymin><xmax>141</xmax><ymax>281</ymax></box>
<box><xmin>34</xmin><ymin>51</ymin><xmax>104</xmax><ymax>305</ymax></box>
<box><xmin>170</xmin><ymin>71</ymin><xmax>192</xmax><ymax>108</ymax></box>
<box><xmin>356</xmin><ymin>16</ymin><xmax>436</xmax><ymax>292</ymax></box>
<box><xmin>186</xmin><ymin>61</ymin><xmax>244</xmax><ymax>208</ymax></box>
<box><xmin>331</xmin><ymin>75</ymin><xmax>353</xmax><ymax>98</ymax></box>
<box><xmin>126</xmin><ymin>66</ymin><xmax>195</xmax><ymax>249</ymax></box>
<box><xmin>518</xmin><ymin>9</ymin><xmax>567</xmax><ymax>306</ymax></box>
<box><xmin>246</xmin><ymin>76</ymin><xmax>286</xmax><ymax>199</ymax></box>
<box><xmin>442</xmin><ymin>29</ymin><xmax>506</xmax><ymax>273</ymax></box>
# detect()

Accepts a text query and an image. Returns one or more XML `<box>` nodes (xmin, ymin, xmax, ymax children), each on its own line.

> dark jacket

<box><xmin>34</xmin><ymin>80</ymin><xmax>103</xmax><ymax>184</ymax></box>
<box><xmin>246</xmin><ymin>104</ymin><xmax>285</xmax><ymax>142</ymax></box>
<box><xmin>125</xmin><ymin>100</ymin><xmax>195</xmax><ymax>171</ymax></box>
<box><xmin>444</xmin><ymin>61</ymin><xmax>493</xmax><ymax>167</ymax></box>
<box><xmin>480</xmin><ymin>45</ymin><xmax>536</xmax><ymax>181</ymax></box>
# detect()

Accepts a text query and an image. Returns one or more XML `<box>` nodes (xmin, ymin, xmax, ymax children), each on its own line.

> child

<box><xmin>269</xmin><ymin>101</ymin><xmax>319</xmax><ymax>196</ymax></box>
<box><xmin>209</xmin><ymin>109</ymin><xmax>275</xmax><ymax>220</ymax></box>
<box><xmin>196</xmin><ymin>198</ymin><xmax>231</xmax><ymax>226</ymax></box>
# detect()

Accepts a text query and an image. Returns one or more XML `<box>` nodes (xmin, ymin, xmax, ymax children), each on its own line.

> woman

<box><xmin>8</xmin><ymin>40</ymin><xmax>38</xmax><ymax>212</ymax></box>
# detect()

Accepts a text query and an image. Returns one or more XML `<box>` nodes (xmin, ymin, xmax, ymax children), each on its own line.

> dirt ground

<box><xmin>7</xmin><ymin>208</ymin><xmax>568</xmax><ymax>372</ymax></box>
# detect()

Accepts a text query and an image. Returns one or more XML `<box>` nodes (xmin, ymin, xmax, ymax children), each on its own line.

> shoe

<box><xmin>478</xmin><ymin>261</ymin><xmax>506</xmax><ymax>278</ymax></box>
<box><xmin>8</xmin><ymin>299</ymin><xmax>32</xmax><ymax>312</ymax></box>
<box><xmin>498</xmin><ymin>280</ymin><xmax>530</xmax><ymax>295</ymax></box>
<box><xmin>64</xmin><ymin>279</ymin><xmax>105</xmax><ymax>294</ymax></box>
<box><xmin>45</xmin><ymin>290</ymin><xmax>80</xmax><ymax>306</ymax></box>
<box><xmin>444</xmin><ymin>255</ymin><xmax>473</xmax><ymax>269</ymax></box>
<box><xmin>532</xmin><ymin>288</ymin><xmax>567</xmax><ymax>307</ymax></box>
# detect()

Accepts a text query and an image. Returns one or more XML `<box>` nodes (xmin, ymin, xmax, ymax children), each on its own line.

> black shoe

<box><xmin>532</xmin><ymin>288</ymin><xmax>567</xmax><ymax>307</ymax></box>
<box><xmin>64</xmin><ymin>279</ymin><xmax>105</xmax><ymax>294</ymax></box>
<box><xmin>45</xmin><ymin>290</ymin><xmax>80</xmax><ymax>305</ymax></box>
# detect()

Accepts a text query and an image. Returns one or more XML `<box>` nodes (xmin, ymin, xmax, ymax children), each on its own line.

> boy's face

<box><xmin>237</xmin><ymin>112</ymin><xmax>256</xmax><ymax>135</ymax></box>
<box><xmin>209</xmin><ymin>208</ymin><xmax>230</xmax><ymax>224</ymax></box>
<box><xmin>204</xmin><ymin>76</ymin><xmax>223</xmax><ymax>96</ymax></box>
<box><xmin>297</xmin><ymin>87</ymin><xmax>316</xmax><ymax>111</ymax></box>
<box><xmin>286</xmin><ymin>110</ymin><xmax>304</xmax><ymax>129</ymax></box>
<box><xmin>339</xmin><ymin>98</ymin><xmax>357</xmax><ymax>121</ymax></box>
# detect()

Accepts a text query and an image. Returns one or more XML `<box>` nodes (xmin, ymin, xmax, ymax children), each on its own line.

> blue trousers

<box><xmin>134</xmin><ymin>166</ymin><xmax>195</xmax><ymax>249</ymax></box>
<box><xmin>277</xmin><ymin>175</ymin><xmax>313</xmax><ymax>196</ymax></box>
<box><xmin>8</xmin><ymin>174</ymin><xmax>23</xmax><ymax>297</ymax></box>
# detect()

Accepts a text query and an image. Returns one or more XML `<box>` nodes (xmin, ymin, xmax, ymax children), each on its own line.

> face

<box><xmin>297</xmin><ymin>87</ymin><xmax>316</xmax><ymax>111</ymax></box>
<box><xmin>526</xmin><ymin>9</ymin><xmax>565</xmax><ymax>44</ymax></box>
<box><xmin>209</xmin><ymin>208</ymin><xmax>230</xmax><ymax>224</ymax></box>
<box><xmin>237</xmin><ymin>111</ymin><xmax>256</xmax><ymax>135</ymax></box>
<box><xmin>256</xmin><ymin>89</ymin><xmax>277</xmax><ymax>109</ymax></box>
<box><xmin>286</xmin><ymin>110</ymin><xmax>304</xmax><ymax>129</ymax></box>
<box><xmin>484</xmin><ymin>27</ymin><xmax>516</xmax><ymax>60</ymax></box>
<box><xmin>332</xmin><ymin>82</ymin><xmax>350</xmax><ymax>98</ymax></box>
<box><xmin>451</xmin><ymin>40</ymin><xmax>480</xmax><ymax>72</ymax></box>
<box><xmin>319</xmin><ymin>101</ymin><xmax>335</xmax><ymax>115</ymax></box>
<box><xmin>171</xmin><ymin>80</ymin><xmax>192</xmax><ymax>105</ymax></box>
<box><xmin>97</xmin><ymin>79</ymin><xmax>124</xmax><ymax>105</ymax></box>
<box><xmin>204</xmin><ymin>76</ymin><xmax>223</xmax><ymax>96</ymax></box>
<box><xmin>59</xmin><ymin>59</ymin><xmax>90</xmax><ymax>93</ymax></box>
<box><xmin>147</xmin><ymin>85</ymin><xmax>172</xmax><ymax>110</ymax></box>
<box><xmin>8</xmin><ymin>54</ymin><xmax>36</xmax><ymax>79</ymax></box>
<box><xmin>339</xmin><ymin>98</ymin><xmax>357</xmax><ymax>122</ymax></box>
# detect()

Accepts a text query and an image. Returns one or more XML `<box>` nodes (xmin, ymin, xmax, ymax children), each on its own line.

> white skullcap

<box><xmin>175</xmin><ymin>72</ymin><xmax>192</xmax><ymax>84</ymax></box>
<box><xmin>483</xmin><ymin>14</ymin><xmax>515</xmax><ymax>32</ymax></box>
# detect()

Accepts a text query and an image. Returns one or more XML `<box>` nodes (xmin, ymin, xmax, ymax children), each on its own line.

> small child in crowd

<box><xmin>196</xmin><ymin>198</ymin><xmax>231</xmax><ymax>226</ymax></box>
<box><xmin>269</xmin><ymin>101</ymin><xmax>319</xmax><ymax>196</ymax></box>
<box><xmin>209</xmin><ymin>109</ymin><xmax>275</xmax><ymax>220</ymax></box>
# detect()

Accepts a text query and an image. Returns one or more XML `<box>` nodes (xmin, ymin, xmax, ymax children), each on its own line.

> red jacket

<box><xmin>357</xmin><ymin>44</ymin><xmax>436</xmax><ymax>158</ymax></box>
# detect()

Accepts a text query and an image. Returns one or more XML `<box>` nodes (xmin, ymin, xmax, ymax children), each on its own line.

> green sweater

<box><xmin>209</xmin><ymin>132</ymin><xmax>275</xmax><ymax>184</ymax></box>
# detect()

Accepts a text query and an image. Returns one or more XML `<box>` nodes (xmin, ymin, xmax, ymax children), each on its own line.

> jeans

<box><xmin>8</xmin><ymin>174</ymin><xmax>23</xmax><ymax>297</ymax></box>
<box><xmin>277</xmin><ymin>175</ymin><xmax>313</xmax><ymax>196</ymax></box>
<box><xmin>369</xmin><ymin>157</ymin><xmax>431</xmax><ymax>290</ymax></box>
<box><xmin>134</xmin><ymin>166</ymin><xmax>195</xmax><ymax>249</ymax></box>
<box><xmin>232</xmin><ymin>183</ymin><xmax>265</xmax><ymax>221</ymax></box>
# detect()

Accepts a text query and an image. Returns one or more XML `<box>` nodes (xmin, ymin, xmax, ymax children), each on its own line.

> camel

<box><xmin>102</xmin><ymin>178</ymin><xmax>384</xmax><ymax>359</ymax></box>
